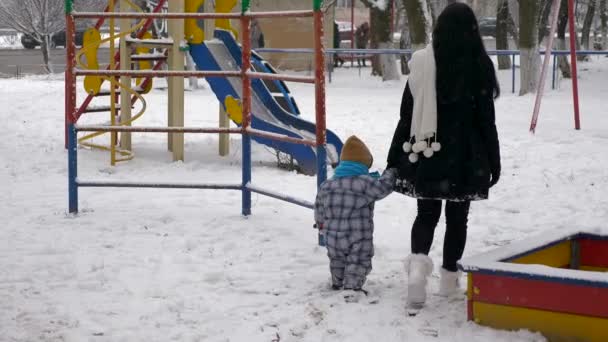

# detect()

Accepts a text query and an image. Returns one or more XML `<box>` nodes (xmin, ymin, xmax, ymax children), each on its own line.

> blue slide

<box><xmin>189</xmin><ymin>29</ymin><xmax>343</xmax><ymax>176</ymax></box>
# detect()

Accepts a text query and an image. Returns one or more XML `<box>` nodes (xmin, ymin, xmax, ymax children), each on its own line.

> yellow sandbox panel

<box><xmin>473</xmin><ymin>301</ymin><xmax>608</xmax><ymax>342</ymax></box>
<box><xmin>510</xmin><ymin>240</ymin><xmax>571</xmax><ymax>268</ymax></box>
<box><xmin>580</xmin><ymin>265</ymin><xmax>608</xmax><ymax>272</ymax></box>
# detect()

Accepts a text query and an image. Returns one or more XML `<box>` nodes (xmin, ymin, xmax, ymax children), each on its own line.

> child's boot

<box><xmin>405</xmin><ymin>254</ymin><xmax>433</xmax><ymax>310</ymax></box>
<box><xmin>438</xmin><ymin>267</ymin><xmax>461</xmax><ymax>297</ymax></box>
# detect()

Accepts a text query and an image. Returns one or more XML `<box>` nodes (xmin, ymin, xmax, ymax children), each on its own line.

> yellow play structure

<box><xmin>71</xmin><ymin>0</ymin><xmax>239</xmax><ymax>165</ymax></box>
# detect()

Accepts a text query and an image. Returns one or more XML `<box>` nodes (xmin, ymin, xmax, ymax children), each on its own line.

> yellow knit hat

<box><xmin>340</xmin><ymin>135</ymin><xmax>373</xmax><ymax>168</ymax></box>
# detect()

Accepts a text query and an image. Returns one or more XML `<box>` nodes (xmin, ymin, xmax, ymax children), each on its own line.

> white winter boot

<box><xmin>438</xmin><ymin>268</ymin><xmax>461</xmax><ymax>297</ymax></box>
<box><xmin>404</xmin><ymin>254</ymin><xmax>434</xmax><ymax>309</ymax></box>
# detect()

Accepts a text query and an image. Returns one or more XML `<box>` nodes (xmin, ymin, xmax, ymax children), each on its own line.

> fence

<box><xmin>257</xmin><ymin>48</ymin><xmax>608</xmax><ymax>93</ymax></box>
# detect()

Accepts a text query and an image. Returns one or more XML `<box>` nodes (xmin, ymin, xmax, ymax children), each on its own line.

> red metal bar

<box><xmin>65</xmin><ymin>13</ymin><xmax>77</xmax><ymax>148</ymax></box>
<box><xmin>314</xmin><ymin>10</ymin><xmax>327</xmax><ymax>155</ymax></box>
<box><xmin>94</xmin><ymin>4</ymin><xmax>112</xmax><ymax>30</ymax></box>
<box><xmin>246</xmin><ymin>71</ymin><xmax>315</xmax><ymax>84</ymax></box>
<box><xmin>74</xmin><ymin>69</ymin><xmax>242</xmax><ymax>78</ymax></box>
<box><xmin>76</xmin><ymin>126</ymin><xmax>243</xmax><ymax>134</ymax></box>
<box><xmin>246</xmin><ymin>128</ymin><xmax>317</xmax><ymax>147</ymax></box>
<box><xmin>568</xmin><ymin>0</ymin><xmax>581</xmax><ymax>130</ymax></box>
<box><xmin>73</xmin><ymin>10</ymin><xmax>314</xmax><ymax>20</ymax></box>
<box><xmin>241</xmin><ymin>16</ymin><xmax>252</xmax><ymax>131</ymax></box>
<box><xmin>135</xmin><ymin>0</ymin><xmax>168</xmax><ymax>37</ymax></box>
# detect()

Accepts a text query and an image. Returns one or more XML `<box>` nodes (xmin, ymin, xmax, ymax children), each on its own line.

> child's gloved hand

<box><xmin>313</xmin><ymin>223</ymin><xmax>324</xmax><ymax>230</ymax></box>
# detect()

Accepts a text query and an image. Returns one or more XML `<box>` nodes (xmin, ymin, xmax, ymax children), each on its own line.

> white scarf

<box><xmin>408</xmin><ymin>44</ymin><xmax>437</xmax><ymax>142</ymax></box>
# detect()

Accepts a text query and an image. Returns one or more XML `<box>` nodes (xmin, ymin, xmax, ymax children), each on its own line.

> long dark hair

<box><xmin>432</xmin><ymin>3</ymin><xmax>500</xmax><ymax>102</ymax></box>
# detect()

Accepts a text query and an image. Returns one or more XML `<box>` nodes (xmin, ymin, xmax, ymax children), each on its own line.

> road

<box><xmin>0</xmin><ymin>48</ymin><xmax>111</xmax><ymax>77</ymax></box>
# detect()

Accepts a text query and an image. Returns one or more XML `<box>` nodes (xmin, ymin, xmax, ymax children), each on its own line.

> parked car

<box><xmin>478</xmin><ymin>17</ymin><xmax>497</xmax><ymax>38</ymax></box>
<box><xmin>21</xmin><ymin>30</ymin><xmax>85</xmax><ymax>49</ymax></box>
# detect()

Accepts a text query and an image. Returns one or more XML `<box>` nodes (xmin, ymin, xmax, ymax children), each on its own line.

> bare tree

<box><xmin>362</xmin><ymin>0</ymin><xmax>401</xmax><ymax>81</ymax></box>
<box><xmin>497</xmin><ymin>0</ymin><xmax>512</xmax><ymax>69</ymax></box>
<box><xmin>556</xmin><ymin>0</ymin><xmax>571</xmax><ymax>77</ymax></box>
<box><xmin>0</xmin><ymin>0</ymin><xmax>104</xmax><ymax>73</ymax></box>
<box><xmin>403</xmin><ymin>0</ymin><xmax>432</xmax><ymax>50</ymax></box>
<box><xmin>580</xmin><ymin>0</ymin><xmax>598</xmax><ymax>59</ymax></box>
<box><xmin>600</xmin><ymin>0</ymin><xmax>607</xmax><ymax>49</ymax></box>
<box><xmin>519</xmin><ymin>0</ymin><xmax>541</xmax><ymax>95</ymax></box>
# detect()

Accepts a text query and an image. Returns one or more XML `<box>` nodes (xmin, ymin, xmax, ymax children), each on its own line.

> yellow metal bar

<box><xmin>473</xmin><ymin>301</ymin><xmax>608</xmax><ymax>341</ymax></box>
<box><xmin>511</xmin><ymin>240</ymin><xmax>571</xmax><ymax>268</ymax></box>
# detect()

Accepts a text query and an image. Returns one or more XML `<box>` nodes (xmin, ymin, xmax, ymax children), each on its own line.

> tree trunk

<box><xmin>601</xmin><ymin>0</ymin><xmax>608</xmax><ymax>49</ymax></box>
<box><xmin>507</xmin><ymin>0</ymin><xmax>520</xmax><ymax>47</ymax></box>
<box><xmin>538</xmin><ymin>0</ymin><xmax>552</xmax><ymax>44</ymax></box>
<box><xmin>41</xmin><ymin>35</ymin><xmax>52</xmax><ymax>73</ymax></box>
<box><xmin>519</xmin><ymin>0</ymin><xmax>541</xmax><ymax>95</ymax></box>
<box><xmin>400</xmin><ymin>25</ymin><xmax>411</xmax><ymax>75</ymax></box>
<box><xmin>497</xmin><ymin>0</ymin><xmax>512</xmax><ymax>69</ymax></box>
<box><xmin>580</xmin><ymin>0</ymin><xmax>597</xmax><ymax>60</ymax></box>
<box><xmin>403</xmin><ymin>0</ymin><xmax>431</xmax><ymax>50</ymax></box>
<box><xmin>365</xmin><ymin>0</ymin><xmax>401</xmax><ymax>80</ymax></box>
<box><xmin>557</xmin><ymin>0</ymin><xmax>571</xmax><ymax>78</ymax></box>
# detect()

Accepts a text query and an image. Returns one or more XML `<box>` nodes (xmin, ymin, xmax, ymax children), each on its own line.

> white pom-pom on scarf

<box><xmin>431</xmin><ymin>142</ymin><xmax>441</xmax><ymax>152</ymax></box>
<box><xmin>403</xmin><ymin>142</ymin><xmax>412</xmax><ymax>153</ymax></box>
<box><xmin>423</xmin><ymin>147</ymin><xmax>434</xmax><ymax>158</ymax></box>
<box><xmin>412</xmin><ymin>141</ymin><xmax>428</xmax><ymax>153</ymax></box>
<box><xmin>409</xmin><ymin>152</ymin><xmax>419</xmax><ymax>163</ymax></box>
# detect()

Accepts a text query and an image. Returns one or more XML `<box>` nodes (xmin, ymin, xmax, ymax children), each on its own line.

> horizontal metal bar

<box><xmin>77</xmin><ymin>180</ymin><xmax>243</xmax><ymax>190</ymax></box>
<box><xmin>76</xmin><ymin>125</ymin><xmax>243</xmax><ymax>134</ymax></box>
<box><xmin>247</xmin><ymin>10</ymin><xmax>314</xmax><ymax>18</ymax></box>
<box><xmin>256</xmin><ymin>47</ymin><xmax>608</xmax><ymax>56</ymax></box>
<box><xmin>74</xmin><ymin>69</ymin><xmax>242</xmax><ymax>78</ymax></box>
<box><xmin>246</xmin><ymin>128</ymin><xmax>316</xmax><ymax>147</ymax></box>
<box><xmin>72</xmin><ymin>10</ymin><xmax>313</xmax><ymax>20</ymax></box>
<box><xmin>246</xmin><ymin>71</ymin><xmax>315</xmax><ymax>84</ymax></box>
<box><xmin>73</xmin><ymin>11</ymin><xmax>242</xmax><ymax>19</ymax></box>
<box><xmin>247</xmin><ymin>184</ymin><xmax>314</xmax><ymax>209</ymax></box>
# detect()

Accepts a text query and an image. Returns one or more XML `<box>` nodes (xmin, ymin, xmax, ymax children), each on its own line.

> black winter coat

<box><xmin>387</xmin><ymin>82</ymin><xmax>501</xmax><ymax>201</ymax></box>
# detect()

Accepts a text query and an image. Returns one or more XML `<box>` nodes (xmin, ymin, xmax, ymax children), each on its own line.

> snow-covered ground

<box><xmin>2</xmin><ymin>57</ymin><xmax>607</xmax><ymax>342</ymax></box>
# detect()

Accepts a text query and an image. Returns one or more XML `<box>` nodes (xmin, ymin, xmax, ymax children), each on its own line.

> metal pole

<box><xmin>314</xmin><ymin>2</ymin><xmax>328</xmax><ymax>189</ymax></box>
<box><xmin>241</xmin><ymin>4</ymin><xmax>252</xmax><ymax>216</ymax></box>
<box><xmin>512</xmin><ymin>53</ymin><xmax>516</xmax><ymax>94</ymax></box>
<box><xmin>68</xmin><ymin>124</ymin><xmax>78</xmax><ymax>213</ymax></box>
<box><xmin>568</xmin><ymin>0</ymin><xmax>581</xmax><ymax>129</ymax></box>
<box><xmin>530</xmin><ymin>0</ymin><xmax>561</xmax><ymax>133</ymax></box>
<box><xmin>65</xmin><ymin>0</ymin><xmax>76</xmax><ymax>149</ymax></box>
<box><xmin>552</xmin><ymin>54</ymin><xmax>557</xmax><ymax>89</ymax></box>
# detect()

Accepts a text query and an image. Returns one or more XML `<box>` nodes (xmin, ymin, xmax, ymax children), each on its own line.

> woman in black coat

<box><xmin>386</xmin><ymin>3</ymin><xmax>501</xmax><ymax>311</ymax></box>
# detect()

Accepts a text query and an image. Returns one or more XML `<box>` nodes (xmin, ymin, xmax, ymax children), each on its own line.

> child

<box><xmin>314</xmin><ymin>136</ymin><xmax>397</xmax><ymax>297</ymax></box>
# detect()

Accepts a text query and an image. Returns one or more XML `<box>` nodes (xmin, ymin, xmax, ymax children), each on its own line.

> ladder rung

<box><xmin>96</xmin><ymin>90</ymin><xmax>121</xmax><ymax>97</ymax></box>
<box><xmin>125</xmin><ymin>38</ymin><xmax>174</xmax><ymax>49</ymax></box>
<box><xmin>131</xmin><ymin>54</ymin><xmax>168</xmax><ymax>61</ymax></box>
<box><xmin>84</xmin><ymin>105</ymin><xmax>133</xmax><ymax>113</ymax></box>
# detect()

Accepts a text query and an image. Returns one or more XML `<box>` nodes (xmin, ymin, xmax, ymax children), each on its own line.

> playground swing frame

<box><xmin>65</xmin><ymin>0</ymin><xmax>329</xmax><ymax>215</ymax></box>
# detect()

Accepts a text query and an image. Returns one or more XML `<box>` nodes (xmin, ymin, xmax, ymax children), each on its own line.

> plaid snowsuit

<box><xmin>314</xmin><ymin>169</ymin><xmax>397</xmax><ymax>289</ymax></box>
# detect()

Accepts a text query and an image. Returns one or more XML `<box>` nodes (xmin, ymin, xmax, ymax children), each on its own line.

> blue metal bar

<box><xmin>317</xmin><ymin>145</ymin><xmax>327</xmax><ymax>189</ymax></box>
<box><xmin>247</xmin><ymin>184</ymin><xmax>314</xmax><ymax>209</ymax></box>
<box><xmin>552</xmin><ymin>54</ymin><xmax>557</xmax><ymax>90</ymax></box>
<box><xmin>68</xmin><ymin>123</ymin><xmax>78</xmax><ymax>213</ymax></box>
<box><xmin>77</xmin><ymin>181</ymin><xmax>242</xmax><ymax>190</ymax></box>
<box><xmin>242</xmin><ymin>134</ymin><xmax>252</xmax><ymax>216</ymax></box>
<box><xmin>512</xmin><ymin>54</ymin><xmax>516</xmax><ymax>94</ymax></box>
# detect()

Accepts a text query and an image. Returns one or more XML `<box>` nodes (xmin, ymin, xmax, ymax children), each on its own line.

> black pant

<box><xmin>411</xmin><ymin>199</ymin><xmax>471</xmax><ymax>272</ymax></box>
